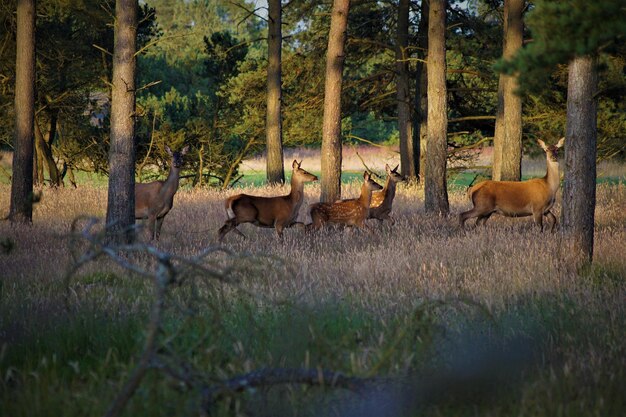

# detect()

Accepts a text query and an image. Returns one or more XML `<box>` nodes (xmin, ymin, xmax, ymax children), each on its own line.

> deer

<box><xmin>459</xmin><ymin>138</ymin><xmax>564</xmax><ymax>232</ymax></box>
<box><xmin>308</xmin><ymin>171</ymin><xmax>383</xmax><ymax>231</ymax></box>
<box><xmin>218</xmin><ymin>160</ymin><xmax>318</xmax><ymax>241</ymax></box>
<box><xmin>135</xmin><ymin>145</ymin><xmax>189</xmax><ymax>240</ymax></box>
<box><xmin>369</xmin><ymin>164</ymin><xmax>406</xmax><ymax>224</ymax></box>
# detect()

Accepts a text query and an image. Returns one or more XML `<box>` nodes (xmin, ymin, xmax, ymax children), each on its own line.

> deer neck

<box><xmin>288</xmin><ymin>176</ymin><xmax>305</xmax><ymax>209</ymax></box>
<box><xmin>545</xmin><ymin>157</ymin><xmax>560</xmax><ymax>194</ymax></box>
<box><xmin>161</xmin><ymin>165</ymin><xmax>181</xmax><ymax>197</ymax></box>
<box><xmin>383</xmin><ymin>178</ymin><xmax>396</xmax><ymax>202</ymax></box>
<box><xmin>358</xmin><ymin>183</ymin><xmax>373</xmax><ymax>209</ymax></box>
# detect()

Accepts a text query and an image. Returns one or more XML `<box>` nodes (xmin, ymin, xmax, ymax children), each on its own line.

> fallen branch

<box><xmin>201</xmin><ymin>367</ymin><xmax>369</xmax><ymax>411</ymax></box>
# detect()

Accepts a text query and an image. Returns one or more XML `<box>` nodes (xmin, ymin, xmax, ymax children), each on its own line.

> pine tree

<box><xmin>266</xmin><ymin>0</ymin><xmax>284</xmax><ymax>185</ymax></box>
<box><xmin>105</xmin><ymin>0</ymin><xmax>138</xmax><ymax>242</ymax></box>
<box><xmin>9</xmin><ymin>0</ymin><xmax>36</xmax><ymax>224</ymax></box>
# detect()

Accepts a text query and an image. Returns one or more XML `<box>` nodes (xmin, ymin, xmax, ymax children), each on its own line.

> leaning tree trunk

<box><xmin>396</xmin><ymin>0</ymin><xmax>416</xmax><ymax>180</ymax></box>
<box><xmin>413</xmin><ymin>0</ymin><xmax>429</xmax><ymax>183</ymax></box>
<box><xmin>9</xmin><ymin>0</ymin><xmax>36</xmax><ymax>224</ymax></box>
<box><xmin>562</xmin><ymin>55</ymin><xmax>598</xmax><ymax>264</ymax></box>
<box><xmin>266</xmin><ymin>0</ymin><xmax>284</xmax><ymax>185</ymax></box>
<box><xmin>34</xmin><ymin>116</ymin><xmax>61</xmax><ymax>186</ymax></box>
<box><xmin>105</xmin><ymin>0</ymin><xmax>137</xmax><ymax>243</ymax></box>
<box><xmin>493</xmin><ymin>0</ymin><xmax>523</xmax><ymax>181</ymax></box>
<box><xmin>320</xmin><ymin>0</ymin><xmax>350</xmax><ymax>203</ymax></box>
<box><xmin>424</xmin><ymin>0</ymin><xmax>449</xmax><ymax>215</ymax></box>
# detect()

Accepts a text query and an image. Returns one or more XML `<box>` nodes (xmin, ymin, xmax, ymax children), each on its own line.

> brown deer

<box><xmin>135</xmin><ymin>145</ymin><xmax>189</xmax><ymax>240</ymax></box>
<box><xmin>459</xmin><ymin>138</ymin><xmax>564</xmax><ymax>231</ymax></box>
<box><xmin>308</xmin><ymin>171</ymin><xmax>383</xmax><ymax>231</ymax></box>
<box><xmin>218</xmin><ymin>160</ymin><xmax>318</xmax><ymax>241</ymax></box>
<box><xmin>369</xmin><ymin>164</ymin><xmax>406</xmax><ymax>224</ymax></box>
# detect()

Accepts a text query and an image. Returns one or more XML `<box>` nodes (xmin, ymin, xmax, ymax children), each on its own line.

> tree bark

<box><xmin>34</xmin><ymin>116</ymin><xmax>61</xmax><ymax>186</ymax></box>
<box><xmin>424</xmin><ymin>0</ymin><xmax>449</xmax><ymax>215</ymax></box>
<box><xmin>413</xmin><ymin>0</ymin><xmax>429</xmax><ymax>183</ymax></box>
<box><xmin>493</xmin><ymin>0</ymin><xmax>523</xmax><ymax>181</ymax></box>
<box><xmin>396</xmin><ymin>0</ymin><xmax>416</xmax><ymax>180</ymax></box>
<box><xmin>9</xmin><ymin>0</ymin><xmax>36</xmax><ymax>224</ymax></box>
<box><xmin>320</xmin><ymin>0</ymin><xmax>350</xmax><ymax>203</ymax></box>
<box><xmin>266</xmin><ymin>0</ymin><xmax>284</xmax><ymax>185</ymax></box>
<box><xmin>105</xmin><ymin>0</ymin><xmax>137</xmax><ymax>243</ymax></box>
<box><xmin>562</xmin><ymin>55</ymin><xmax>597</xmax><ymax>264</ymax></box>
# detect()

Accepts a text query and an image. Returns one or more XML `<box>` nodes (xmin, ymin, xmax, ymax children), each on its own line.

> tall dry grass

<box><xmin>0</xmin><ymin>162</ymin><xmax>625</xmax><ymax>416</ymax></box>
<box><xmin>1</xmin><ymin>178</ymin><xmax>624</xmax><ymax>308</ymax></box>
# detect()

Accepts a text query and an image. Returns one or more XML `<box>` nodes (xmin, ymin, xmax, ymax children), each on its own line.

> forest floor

<box><xmin>0</xmin><ymin>154</ymin><xmax>625</xmax><ymax>416</ymax></box>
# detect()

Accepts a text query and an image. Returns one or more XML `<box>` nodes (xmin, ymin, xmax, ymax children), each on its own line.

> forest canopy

<box><xmin>0</xmin><ymin>0</ymin><xmax>624</xmax><ymax>187</ymax></box>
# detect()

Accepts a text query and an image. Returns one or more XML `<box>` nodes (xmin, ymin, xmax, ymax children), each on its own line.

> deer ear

<box><xmin>364</xmin><ymin>171</ymin><xmax>370</xmax><ymax>180</ymax></box>
<box><xmin>393</xmin><ymin>164</ymin><xmax>399</xmax><ymax>172</ymax></box>
<box><xmin>537</xmin><ymin>140</ymin><xmax>547</xmax><ymax>151</ymax></box>
<box><xmin>556</xmin><ymin>137</ymin><xmax>565</xmax><ymax>148</ymax></box>
<box><xmin>385</xmin><ymin>164</ymin><xmax>391</xmax><ymax>174</ymax></box>
<box><xmin>292</xmin><ymin>160</ymin><xmax>299</xmax><ymax>169</ymax></box>
<box><xmin>165</xmin><ymin>145</ymin><xmax>173</xmax><ymax>156</ymax></box>
<box><xmin>181</xmin><ymin>145</ymin><xmax>190</xmax><ymax>155</ymax></box>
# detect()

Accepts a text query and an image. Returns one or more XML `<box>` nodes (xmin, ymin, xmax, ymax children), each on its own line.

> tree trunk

<box><xmin>396</xmin><ymin>0</ymin><xmax>416</xmax><ymax>180</ymax></box>
<box><xmin>105</xmin><ymin>0</ymin><xmax>137</xmax><ymax>243</ymax></box>
<box><xmin>266</xmin><ymin>0</ymin><xmax>285</xmax><ymax>185</ymax></box>
<box><xmin>562</xmin><ymin>55</ymin><xmax>597</xmax><ymax>264</ymax></box>
<box><xmin>34</xmin><ymin>116</ymin><xmax>61</xmax><ymax>186</ymax></box>
<box><xmin>9</xmin><ymin>0</ymin><xmax>36</xmax><ymax>224</ymax></box>
<box><xmin>413</xmin><ymin>0</ymin><xmax>429</xmax><ymax>183</ymax></box>
<box><xmin>320</xmin><ymin>0</ymin><xmax>350</xmax><ymax>203</ymax></box>
<box><xmin>493</xmin><ymin>0</ymin><xmax>523</xmax><ymax>181</ymax></box>
<box><xmin>424</xmin><ymin>0</ymin><xmax>449</xmax><ymax>215</ymax></box>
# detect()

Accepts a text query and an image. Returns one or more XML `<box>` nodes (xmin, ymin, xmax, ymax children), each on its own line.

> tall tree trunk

<box><xmin>562</xmin><ymin>55</ymin><xmax>597</xmax><ymax>264</ymax></box>
<box><xmin>493</xmin><ymin>0</ymin><xmax>523</xmax><ymax>181</ymax></box>
<box><xmin>413</xmin><ymin>0</ymin><xmax>429</xmax><ymax>183</ymax></box>
<box><xmin>9</xmin><ymin>0</ymin><xmax>36</xmax><ymax>224</ymax></box>
<box><xmin>320</xmin><ymin>0</ymin><xmax>350</xmax><ymax>203</ymax></box>
<box><xmin>424</xmin><ymin>0</ymin><xmax>449</xmax><ymax>215</ymax></box>
<box><xmin>396</xmin><ymin>0</ymin><xmax>416</xmax><ymax>180</ymax></box>
<box><xmin>105</xmin><ymin>0</ymin><xmax>137</xmax><ymax>243</ymax></box>
<box><xmin>266</xmin><ymin>0</ymin><xmax>284</xmax><ymax>185</ymax></box>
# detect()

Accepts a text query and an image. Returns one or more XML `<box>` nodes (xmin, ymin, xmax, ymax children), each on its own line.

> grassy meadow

<box><xmin>0</xmin><ymin>149</ymin><xmax>625</xmax><ymax>416</ymax></box>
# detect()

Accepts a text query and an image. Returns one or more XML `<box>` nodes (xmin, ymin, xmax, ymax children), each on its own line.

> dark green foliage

<box><xmin>499</xmin><ymin>0</ymin><xmax>626</xmax><ymax>92</ymax></box>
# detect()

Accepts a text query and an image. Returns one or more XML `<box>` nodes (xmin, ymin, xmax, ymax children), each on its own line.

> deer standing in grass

<box><xmin>135</xmin><ymin>145</ymin><xmax>189</xmax><ymax>240</ymax></box>
<box><xmin>218</xmin><ymin>160</ymin><xmax>318</xmax><ymax>241</ymax></box>
<box><xmin>369</xmin><ymin>164</ymin><xmax>406</xmax><ymax>224</ymax></box>
<box><xmin>308</xmin><ymin>171</ymin><xmax>383</xmax><ymax>231</ymax></box>
<box><xmin>459</xmin><ymin>138</ymin><xmax>564</xmax><ymax>231</ymax></box>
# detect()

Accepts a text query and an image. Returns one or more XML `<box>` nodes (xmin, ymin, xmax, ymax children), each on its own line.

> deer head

<box><xmin>292</xmin><ymin>159</ymin><xmax>318</xmax><ymax>183</ymax></box>
<box><xmin>165</xmin><ymin>145</ymin><xmax>189</xmax><ymax>169</ymax></box>
<box><xmin>385</xmin><ymin>164</ymin><xmax>406</xmax><ymax>184</ymax></box>
<box><xmin>538</xmin><ymin>138</ymin><xmax>564</xmax><ymax>162</ymax></box>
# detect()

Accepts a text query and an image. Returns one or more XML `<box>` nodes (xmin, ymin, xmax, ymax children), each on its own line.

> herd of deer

<box><xmin>134</xmin><ymin>138</ymin><xmax>565</xmax><ymax>241</ymax></box>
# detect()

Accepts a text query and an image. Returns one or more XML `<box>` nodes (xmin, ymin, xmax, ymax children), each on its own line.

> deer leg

<box><xmin>382</xmin><ymin>212</ymin><xmax>395</xmax><ymax>225</ymax></box>
<box><xmin>218</xmin><ymin>219</ymin><xmax>246</xmax><ymax>241</ymax></box>
<box><xmin>533</xmin><ymin>211</ymin><xmax>544</xmax><ymax>232</ymax></box>
<box><xmin>147</xmin><ymin>215</ymin><xmax>157</xmax><ymax>240</ymax></box>
<box><xmin>155</xmin><ymin>216</ymin><xmax>165</xmax><ymax>240</ymax></box>
<box><xmin>546</xmin><ymin>211</ymin><xmax>558</xmax><ymax>232</ymax></box>
<box><xmin>275</xmin><ymin>221</ymin><xmax>285</xmax><ymax>240</ymax></box>
<box><xmin>459</xmin><ymin>208</ymin><xmax>480</xmax><ymax>230</ymax></box>
<box><xmin>476</xmin><ymin>212</ymin><xmax>493</xmax><ymax>227</ymax></box>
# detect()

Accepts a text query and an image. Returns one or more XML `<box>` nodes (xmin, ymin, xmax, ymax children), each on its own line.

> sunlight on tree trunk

<box><xmin>320</xmin><ymin>0</ymin><xmax>350</xmax><ymax>203</ymax></box>
<box><xmin>425</xmin><ymin>0</ymin><xmax>449</xmax><ymax>215</ymax></box>
<box><xmin>493</xmin><ymin>0</ymin><xmax>523</xmax><ymax>181</ymax></box>
<box><xmin>106</xmin><ymin>0</ymin><xmax>137</xmax><ymax>243</ymax></box>
<box><xmin>266</xmin><ymin>0</ymin><xmax>284</xmax><ymax>185</ymax></box>
<box><xmin>562</xmin><ymin>55</ymin><xmax>598</xmax><ymax>264</ymax></box>
<box><xmin>9</xmin><ymin>0</ymin><xmax>36</xmax><ymax>224</ymax></box>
